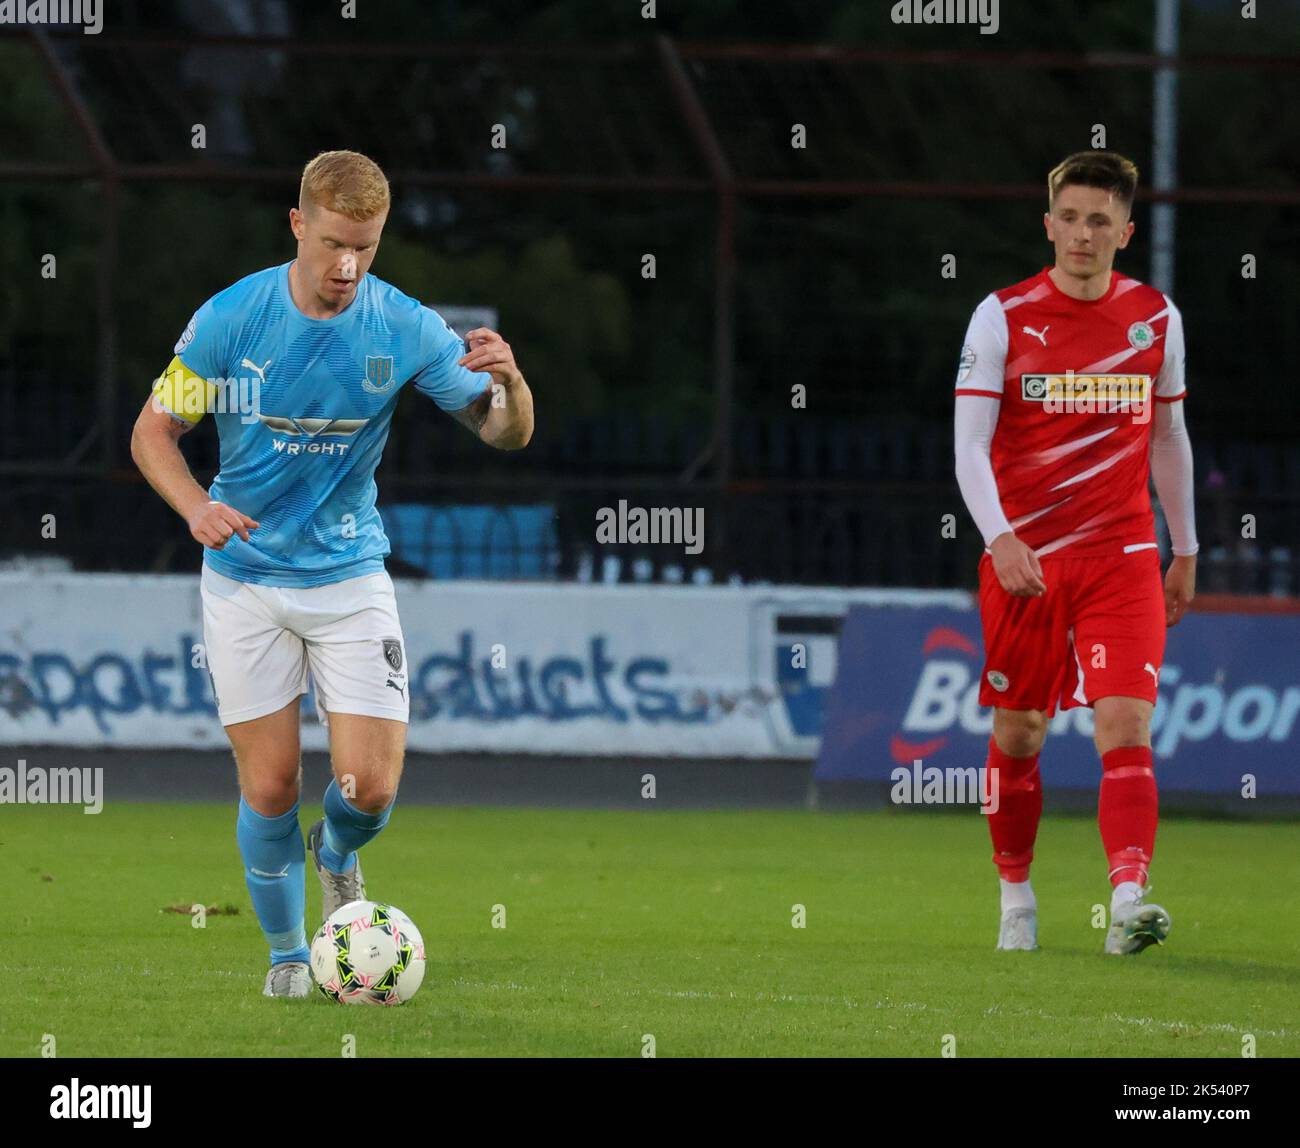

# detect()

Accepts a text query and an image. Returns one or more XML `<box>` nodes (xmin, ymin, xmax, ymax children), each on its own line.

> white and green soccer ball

<box><xmin>310</xmin><ymin>900</ymin><xmax>426</xmax><ymax>1006</ymax></box>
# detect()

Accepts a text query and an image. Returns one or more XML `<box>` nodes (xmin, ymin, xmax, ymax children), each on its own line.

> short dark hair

<box><xmin>1048</xmin><ymin>151</ymin><xmax>1139</xmax><ymax>211</ymax></box>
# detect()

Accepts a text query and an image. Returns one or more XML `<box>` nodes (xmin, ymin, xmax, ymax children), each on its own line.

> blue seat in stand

<box><xmin>383</xmin><ymin>504</ymin><xmax>558</xmax><ymax>579</ymax></box>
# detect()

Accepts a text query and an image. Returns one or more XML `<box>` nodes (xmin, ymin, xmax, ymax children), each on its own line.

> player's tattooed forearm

<box><xmin>450</xmin><ymin>392</ymin><xmax>492</xmax><ymax>437</ymax></box>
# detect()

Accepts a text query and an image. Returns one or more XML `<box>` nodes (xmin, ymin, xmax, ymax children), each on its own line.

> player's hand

<box><xmin>187</xmin><ymin>500</ymin><xmax>259</xmax><ymax>549</ymax></box>
<box><xmin>989</xmin><ymin>531</ymin><xmax>1046</xmax><ymax>597</ymax></box>
<box><xmin>457</xmin><ymin>328</ymin><xmax>522</xmax><ymax>390</ymax></box>
<box><xmin>1164</xmin><ymin>553</ymin><xmax>1196</xmax><ymax>626</ymax></box>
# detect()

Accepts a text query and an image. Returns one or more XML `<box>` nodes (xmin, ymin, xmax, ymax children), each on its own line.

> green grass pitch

<box><xmin>2</xmin><ymin>802</ymin><xmax>1297</xmax><ymax>1057</ymax></box>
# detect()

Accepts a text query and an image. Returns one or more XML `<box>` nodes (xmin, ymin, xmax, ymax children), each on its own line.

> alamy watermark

<box><xmin>1</xmin><ymin>759</ymin><xmax>103</xmax><ymax>814</ymax></box>
<box><xmin>49</xmin><ymin>1079</ymin><xmax>150</xmax><ymax>1128</ymax></box>
<box><xmin>0</xmin><ymin>1</ymin><xmax>103</xmax><ymax>35</ymax></box>
<box><xmin>150</xmin><ymin>363</ymin><xmax>262</xmax><ymax>425</ymax></box>
<box><xmin>595</xmin><ymin>500</ymin><xmax>704</xmax><ymax>556</ymax></box>
<box><xmin>890</xmin><ymin>758</ymin><xmax>1000</xmax><ymax>814</ymax></box>
<box><xmin>890</xmin><ymin>0</ymin><xmax>999</xmax><ymax>36</ymax></box>
<box><xmin>1026</xmin><ymin>371</ymin><xmax>1153</xmax><ymax>425</ymax></box>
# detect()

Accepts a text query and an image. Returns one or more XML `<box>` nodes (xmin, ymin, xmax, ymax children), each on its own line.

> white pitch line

<box><xmin>446</xmin><ymin>978</ymin><xmax>1293</xmax><ymax>1039</ymax></box>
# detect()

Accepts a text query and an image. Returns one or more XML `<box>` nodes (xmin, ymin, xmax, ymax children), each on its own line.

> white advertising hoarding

<box><xmin>0</xmin><ymin>573</ymin><xmax>969</xmax><ymax>758</ymax></box>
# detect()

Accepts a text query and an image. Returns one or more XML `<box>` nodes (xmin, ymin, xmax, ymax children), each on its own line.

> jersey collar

<box><xmin>280</xmin><ymin>261</ymin><xmax>366</xmax><ymax>323</ymax></box>
<box><xmin>1041</xmin><ymin>265</ymin><xmax>1122</xmax><ymax>305</ymax></box>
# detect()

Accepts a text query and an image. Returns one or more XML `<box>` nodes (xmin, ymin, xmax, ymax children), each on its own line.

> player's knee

<box><xmin>351</xmin><ymin>789</ymin><xmax>395</xmax><ymax>815</ymax></box>
<box><xmin>1095</xmin><ymin>706</ymin><xmax>1151</xmax><ymax>753</ymax></box>
<box><xmin>993</xmin><ymin>710</ymin><xmax>1047</xmax><ymax>758</ymax></box>
<box><xmin>339</xmin><ymin>774</ymin><xmax>396</xmax><ymax>814</ymax></box>
<box><xmin>999</xmin><ymin>729</ymin><xmax>1046</xmax><ymax>758</ymax></box>
<box><xmin>235</xmin><ymin>750</ymin><xmax>302</xmax><ymax>815</ymax></box>
<box><xmin>241</xmin><ymin>775</ymin><xmax>300</xmax><ymax>816</ymax></box>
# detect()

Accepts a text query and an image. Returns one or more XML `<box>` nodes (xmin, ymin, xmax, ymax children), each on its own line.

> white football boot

<box><xmin>262</xmin><ymin>960</ymin><xmax>312</xmax><ymax>998</ymax></box>
<box><xmin>996</xmin><ymin>908</ymin><xmax>1039</xmax><ymax>951</ymax></box>
<box><xmin>307</xmin><ymin>818</ymin><xmax>366</xmax><ymax>921</ymax></box>
<box><xmin>1105</xmin><ymin>891</ymin><xmax>1171</xmax><ymax>955</ymax></box>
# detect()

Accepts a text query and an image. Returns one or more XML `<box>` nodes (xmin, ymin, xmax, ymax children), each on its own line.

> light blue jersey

<box><xmin>155</xmin><ymin>262</ymin><xmax>491</xmax><ymax>587</ymax></box>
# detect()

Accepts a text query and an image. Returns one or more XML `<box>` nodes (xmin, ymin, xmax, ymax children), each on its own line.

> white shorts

<box><xmin>200</xmin><ymin>565</ymin><xmax>409</xmax><ymax>727</ymax></box>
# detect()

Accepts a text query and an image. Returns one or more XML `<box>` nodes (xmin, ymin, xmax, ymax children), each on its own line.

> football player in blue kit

<box><xmin>131</xmin><ymin>150</ymin><xmax>534</xmax><ymax>997</ymax></box>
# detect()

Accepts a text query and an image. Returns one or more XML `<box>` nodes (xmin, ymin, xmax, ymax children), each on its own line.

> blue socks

<box><xmin>237</xmin><ymin>786</ymin><xmax>395</xmax><ymax>966</ymax></box>
<box><xmin>318</xmin><ymin>779</ymin><xmax>393</xmax><ymax>875</ymax></box>
<box><xmin>236</xmin><ymin>798</ymin><xmax>308</xmax><ymax>966</ymax></box>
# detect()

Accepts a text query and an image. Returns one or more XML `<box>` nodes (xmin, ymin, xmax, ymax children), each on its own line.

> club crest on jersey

<box><xmin>382</xmin><ymin>638</ymin><xmax>403</xmax><ymax>672</ymax></box>
<box><xmin>363</xmin><ymin>355</ymin><xmax>397</xmax><ymax>394</ymax></box>
<box><xmin>1127</xmin><ymin>321</ymin><xmax>1156</xmax><ymax>350</ymax></box>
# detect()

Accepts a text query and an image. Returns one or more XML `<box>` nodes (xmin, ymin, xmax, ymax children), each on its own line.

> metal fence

<box><xmin>2</xmin><ymin>25</ymin><xmax>1297</xmax><ymax>588</ymax></box>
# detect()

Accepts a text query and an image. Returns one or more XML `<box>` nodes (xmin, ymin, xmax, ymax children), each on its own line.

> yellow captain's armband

<box><xmin>151</xmin><ymin>355</ymin><xmax>216</xmax><ymax>424</ymax></box>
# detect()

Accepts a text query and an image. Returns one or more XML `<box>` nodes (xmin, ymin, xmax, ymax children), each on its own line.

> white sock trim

<box><xmin>1000</xmin><ymin>878</ymin><xmax>1036</xmax><ymax>913</ymax></box>
<box><xmin>1111</xmin><ymin>881</ymin><xmax>1143</xmax><ymax>911</ymax></box>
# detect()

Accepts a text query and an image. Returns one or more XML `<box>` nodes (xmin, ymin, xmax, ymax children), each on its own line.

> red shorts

<box><xmin>977</xmin><ymin>547</ymin><xmax>1166</xmax><ymax>715</ymax></box>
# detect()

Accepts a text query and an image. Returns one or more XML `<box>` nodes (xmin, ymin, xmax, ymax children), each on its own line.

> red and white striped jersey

<box><xmin>955</xmin><ymin>267</ymin><xmax>1186</xmax><ymax>558</ymax></box>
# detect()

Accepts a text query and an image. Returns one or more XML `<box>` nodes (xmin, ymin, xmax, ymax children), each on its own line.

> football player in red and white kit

<box><xmin>954</xmin><ymin>151</ymin><xmax>1197</xmax><ymax>955</ymax></box>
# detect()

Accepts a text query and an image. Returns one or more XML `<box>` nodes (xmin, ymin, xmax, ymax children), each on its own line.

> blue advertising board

<box><xmin>816</xmin><ymin>606</ymin><xmax>1300</xmax><ymax>794</ymax></box>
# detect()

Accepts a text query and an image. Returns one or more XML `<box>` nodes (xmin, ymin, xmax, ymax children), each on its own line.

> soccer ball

<box><xmin>309</xmin><ymin>900</ymin><xmax>426</xmax><ymax>1005</ymax></box>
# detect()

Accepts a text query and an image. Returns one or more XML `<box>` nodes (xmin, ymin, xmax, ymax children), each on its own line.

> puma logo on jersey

<box><xmin>241</xmin><ymin>357</ymin><xmax>273</xmax><ymax>386</ymax></box>
<box><xmin>1144</xmin><ymin>663</ymin><xmax>1160</xmax><ymax>687</ymax></box>
<box><xmin>1022</xmin><ymin>325</ymin><xmax>1049</xmax><ymax>346</ymax></box>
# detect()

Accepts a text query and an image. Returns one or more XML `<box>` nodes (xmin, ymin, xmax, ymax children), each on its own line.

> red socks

<box><xmin>1099</xmin><ymin>745</ymin><xmax>1158</xmax><ymax>886</ymax></box>
<box><xmin>985</xmin><ymin>735</ymin><xmax>1043</xmax><ymax>882</ymax></box>
<box><xmin>986</xmin><ymin>738</ymin><xmax>1158</xmax><ymax>887</ymax></box>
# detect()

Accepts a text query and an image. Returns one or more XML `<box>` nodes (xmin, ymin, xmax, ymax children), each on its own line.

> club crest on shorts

<box><xmin>987</xmin><ymin>670</ymin><xmax>1010</xmax><ymax>692</ymax></box>
<box><xmin>382</xmin><ymin>638</ymin><xmax>403</xmax><ymax>672</ymax></box>
<box><xmin>363</xmin><ymin>355</ymin><xmax>396</xmax><ymax>394</ymax></box>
